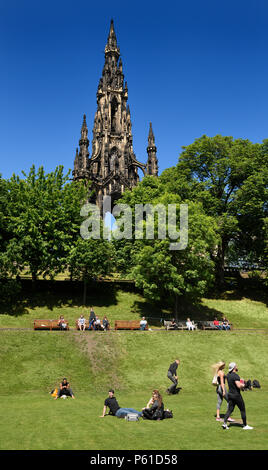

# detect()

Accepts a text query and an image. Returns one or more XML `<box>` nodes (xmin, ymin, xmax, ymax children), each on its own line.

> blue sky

<box><xmin>1</xmin><ymin>0</ymin><xmax>267</xmax><ymax>180</ymax></box>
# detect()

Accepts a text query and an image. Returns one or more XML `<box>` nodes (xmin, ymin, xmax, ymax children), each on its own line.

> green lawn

<box><xmin>0</xmin><ymin>284</ymin><xmax>267</xmax><ymax>450</ymax></box>
<box><xmin>0</xmin><ymin>326</ymin><xmax>267</xmax><ymax>450</ymax></box>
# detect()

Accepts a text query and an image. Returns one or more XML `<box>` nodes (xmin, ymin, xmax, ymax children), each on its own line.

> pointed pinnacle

<box><xmin>148</xmin><ymin>122</ymin><xmax>155</xmax><ymax>144</ymax></box>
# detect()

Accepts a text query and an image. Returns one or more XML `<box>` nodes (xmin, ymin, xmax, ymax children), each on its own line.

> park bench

<box><xmin>33</xmin><ymin>319</ymin><xmax>69</xmax><ymax>331</ymax></box>
<box><xmin>75</xmin><ymin>319</ymin><xmax>110</xmax><ymax>330</ymax></box>
<box><xmin>197</xmin><ymin>321</ymin><xmax>233</xmax><ymax>330</ymax></box>
<box><xmin>114</xmin><ymin>320</ymin><xmax>148</xmax><ymax>330</ymax></box>
<box><xmin>164</xmin><ymin>320</ymin><xmax>196</xmax><ymax>330</ymax></box>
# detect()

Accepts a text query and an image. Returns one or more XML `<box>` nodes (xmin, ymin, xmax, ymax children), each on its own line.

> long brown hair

<box><xmin>153</xmin><ymin>390</ymin><xmax>163</xmax><ymax>408</ymax></box>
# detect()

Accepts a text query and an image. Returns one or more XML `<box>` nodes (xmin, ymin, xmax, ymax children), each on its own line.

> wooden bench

<box><xmin>164</xmin><ymin>320</ymin><xmax>196</xmax><ymax>330</ymax></box>
<box><xmin>197</xmin><ymin>321</ymin><xmax>233</xmax><ymax>330</ymax></box>
<box><xmin>33</xmin><ymin>319</ymin><xmax>69</xmax><ymax>331</ymax></box>
<box><xmin>114</xmin><ymin>320</ymin><xmax>148</xmax><ymax>331</ymax></box>
<box><xmin>75</xmin><ymin>319</ymin><xmax>110</xmax><ymax>331</ymax></box>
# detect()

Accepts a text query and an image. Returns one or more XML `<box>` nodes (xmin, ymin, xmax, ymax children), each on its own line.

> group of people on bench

<box><xmin>213</xmin><ymin>317</ymin><xmax>231</xmax><ymax>330</ymax></box>
<box><xmin>78</xmin><ymin>307</ymin><xmax>110</xmax><ymax>331</ymax></box>
<box><xmin>169</xmin><ymin>317</ymin><xmax>196</xmax><ymax>330</ymax></box>
<box><xmin>57</xmin><ymin>309</ymin><xmax>110</xmax><ymax>331</ymax></box>
<box><xmin>58</xmin><ymin>308</ymin><xmax>148</xmax><ymax>331</ymax></box>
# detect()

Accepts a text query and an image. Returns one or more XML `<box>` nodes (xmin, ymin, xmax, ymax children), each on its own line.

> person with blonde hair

<box><xmin>212</xmin><ymin>361</ymin><xmax>234</xmax><ymax>422</ymax></box>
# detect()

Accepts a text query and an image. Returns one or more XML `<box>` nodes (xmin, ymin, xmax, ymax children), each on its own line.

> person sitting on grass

<box><xmin>100</xmin><ymin>389</ymin><xmax>142</xmax><ymax>418</ymax></box>
<box><xmin>142</xmin><ymin>390</ymin><xmax>164</xmax><ymax>420</ymax></box>
<box><xmin>55</xmin><ymin>378</ymin><xmax>75</xmax><ymax>400</ymax></box>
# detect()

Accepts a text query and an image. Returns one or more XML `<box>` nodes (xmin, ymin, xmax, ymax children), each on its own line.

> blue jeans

<box><xmin>115</xmin><ymin>408</ymin><xmax>142</xmax><ymax>418</ymax></box>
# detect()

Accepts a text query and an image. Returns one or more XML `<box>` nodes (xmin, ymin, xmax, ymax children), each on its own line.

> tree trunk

<box><xmin>215</xmin><ymin>239</ymin><xmax>227</xmax><ymax>288</ymax></box>
<box><xmin>83</xmin><ymin>277</ymin><xmax>87</xmax><ymax>305</ymax></box>
<box><xmin>174</xmin><ymin>292</ymin><xmax>178</xmax><ymax>318</ymax></box>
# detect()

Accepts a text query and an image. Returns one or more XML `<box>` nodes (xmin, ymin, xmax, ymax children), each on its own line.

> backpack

<box><xmin>244</xmin><ymin>380</ymin><xmax>252</xmax><ymax>391</ymax></box>
<box><xmin>163</xmin><ymin>410</ymin><xmax>173</xmax><ymax>419</ymax></box>
<box><xmin>252</xmin><ymin>379</ymin><xmax>261</xmax><ymax>388</ymax></box>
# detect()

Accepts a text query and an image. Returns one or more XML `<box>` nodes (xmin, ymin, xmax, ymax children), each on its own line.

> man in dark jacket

<box><xmin>89</xmin><ymin>307</ymin><xmax>96</xmax><ymax>330</ymax></box>
<box><xmin>166</xmin><ymin>359</ymin><xmax>180</xmax><ymax>394</ymax></box>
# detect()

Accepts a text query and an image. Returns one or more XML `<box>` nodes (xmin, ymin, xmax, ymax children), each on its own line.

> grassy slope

<box><xmin>0</xmin><ymin>287</ymin><xmax>267</xmax><ymax>450</ymax></box>
<box><xmin>0</xmin><ymin>289</ymin><xmax>160</xmax><ymax>329</ymax></box>
<box><xmin>0</xmin><ymin>329</ymin><xmax>268</xmax><ymax>450</ymax></box>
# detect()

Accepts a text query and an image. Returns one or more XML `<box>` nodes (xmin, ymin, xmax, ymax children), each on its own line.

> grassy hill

<box><xmin>0</xmin><ymin>283</ymin><xmax>267</xmax><ymax>450</ymax></box>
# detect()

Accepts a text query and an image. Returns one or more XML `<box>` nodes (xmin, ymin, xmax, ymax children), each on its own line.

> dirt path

<box><xmin>70</xmin><ymin>330</ymin><xmax>122</xmax><ymax>390</ymax></box>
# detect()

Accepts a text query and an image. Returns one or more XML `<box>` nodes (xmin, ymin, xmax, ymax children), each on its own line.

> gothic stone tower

<box><xmin>73</xmin><ymin>20</ymin><xmax>158</xmax><ymax>209</ymax></box>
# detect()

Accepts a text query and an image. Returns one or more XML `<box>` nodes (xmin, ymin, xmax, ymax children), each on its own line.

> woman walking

<box><xmin>212</xmin><ymin>361</ymin><xmax>234</xmax><ymax>422</ymax></box>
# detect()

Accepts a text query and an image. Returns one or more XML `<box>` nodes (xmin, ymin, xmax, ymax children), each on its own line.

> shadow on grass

<box><xmin>0</xmin><ymin>276</ymin><xmax>266</xmax><ymax>325</ymax></box>
<box><xmin>0</xmin><ymin>279</ymin><xmax>120</xmax><ymax>316</ymax></box>
<box><xmin>207</xmin><ymin>275</ymin><xmax>268</xmax><ymax>307</ymax></box>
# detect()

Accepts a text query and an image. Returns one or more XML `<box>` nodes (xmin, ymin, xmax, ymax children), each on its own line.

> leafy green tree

<box><xmin>5</xmin><ymin>165</ymin><xmax>88</xmax><ymax>282</ymax></box>
<box><xmin>162</xmin><ymin>135</ymin><xmax>267</xmax><ymax>286</ymax></box>
<box><xmin>113</xmin><ymin>177</ymin><xmax>218</xmax><ymax>312</ymax></box>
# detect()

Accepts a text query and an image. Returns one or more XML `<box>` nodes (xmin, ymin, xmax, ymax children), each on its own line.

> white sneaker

<box><xmin>243</xmin><ymin>425</ymin><xmax>253</xmax><ymax>430</ymax></box>
<box><xmin>222</xmin><ymin>423</ymin><xmax>229</xmax><ymax>430</ymax></box>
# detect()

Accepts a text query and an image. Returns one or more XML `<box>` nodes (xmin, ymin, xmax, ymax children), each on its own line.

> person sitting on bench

<box><xmin>58</xmin><ymin>315</ymin><xmax>67</xmax><ymax>330</ymax></box>
<box><xmin>102</xmin><ymin>315</ymin><xmax>110</xmax><ymax>331</ymax></box>
<box><xmin>55</xmin><ymin>378</ymin><xmax>75</xmax><ymax>399</ymax></box>
<box><xmin>94</xmin><ymin>316</ymin><xmax>102</xmax><ymax>330</ymax></box>
<box><xmin>140</xmin><ymin>317</ymin><xmax>148</xmax><ymax>330</ymax></box>
<box><xmin>78</xmin><ymin>314</ymin><xmax>86</xmax><ymax>331</ymax></box>
<box><xmin>186</xmin><ymin>318</ymin><xmax>196</xmax><ymax>331</ymax></box>
<box><xmin>170</xmin><ymin>318</ymin><xmax>178</xmax><ymax>329</ymax></box>
<box><xmin>222</xmin><ymin>317</ymin><xmax>231</xmax><ymax>330</ymax></box>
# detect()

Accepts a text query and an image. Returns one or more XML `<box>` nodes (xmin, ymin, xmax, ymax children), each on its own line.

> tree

<box><xmin>5</xmin><ymin>165</ymin><xmax>88</xmax><ymax>282</ymax></box>
<box><xmin>163</xmin><ymin>135</ymin><xmax>267</xmax><ymax>286</ymax></box>
<box><xmin>67</xmin><ymin>237</ymin><xmax>115</xmax><ymax>305</ymax></box>
<box><xmin>113</xmin><ymin>176</ymin><xmax>218</xmax><ymax>312</ymax></box>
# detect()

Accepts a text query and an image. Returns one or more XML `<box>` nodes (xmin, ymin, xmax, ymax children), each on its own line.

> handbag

<box><xmin>212</xmin><ymin>374</ymin><xmax>218</xmax><ymax>386</ymax></box>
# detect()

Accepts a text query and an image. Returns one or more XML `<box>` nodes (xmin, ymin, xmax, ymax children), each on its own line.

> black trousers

<box><xmin>57</xmin><ymin>388</ymin><xmax>74</xmax><ymax>398</ymax></box>
<box><xmin>224</xmin><ymin>393</ymin><xmax>247</xmax><ymax>426</ymax></box>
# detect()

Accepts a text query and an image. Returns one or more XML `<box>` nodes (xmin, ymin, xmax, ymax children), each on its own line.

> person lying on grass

<box><xmin>100</xmin><ymin>389</ymin><xmax>142</xmax><ymax>418</ymax></box>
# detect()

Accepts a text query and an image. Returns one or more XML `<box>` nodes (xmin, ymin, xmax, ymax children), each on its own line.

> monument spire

<box><xmin>146</xmin><ymin>122</ymin><xmax>158</xmax><ymax>176</ymax></box>
<box><xmin>73</xmin><ymin>20</ymin><xmax>157</xmax><ymax>209</ymax></box>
